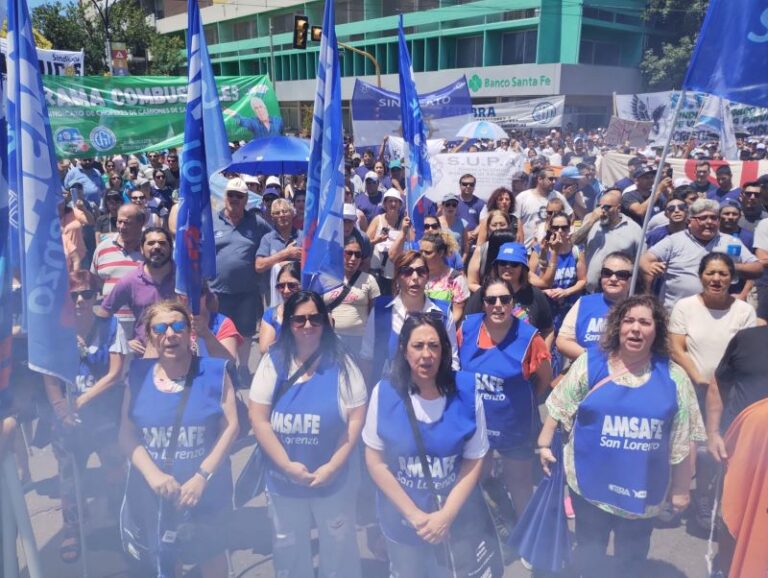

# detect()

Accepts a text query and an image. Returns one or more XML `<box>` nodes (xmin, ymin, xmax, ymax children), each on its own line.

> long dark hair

<box><xmin>600</xmin><ymin>294</ymin><xmax>669</xmax><ymax>356</ymax></box>
<box><xmin>389</xmin><ymin>313</ymin><xmax>455</xmax><ymax>397</ymax></box>
<box><xmin>274</xmin><ymin>290</ymin><xmax>351</xmax><ymax>386</ymax></box>
<box><xmin>483</xmin><ymin>229</ymin><xmax>518</xmax><ymax>278</ymax></box>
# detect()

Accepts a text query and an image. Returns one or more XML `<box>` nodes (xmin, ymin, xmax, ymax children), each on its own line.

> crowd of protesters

<box><xmin>0</xmin><ymin>125</ymin><xmax>767</xmax><ymax>578</ymax></box>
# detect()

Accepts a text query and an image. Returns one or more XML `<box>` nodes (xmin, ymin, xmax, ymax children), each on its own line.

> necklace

<box><xmin>154</xmin><ymin>365</ymin><xmax>187</xmax><ymax>393</ymax></box>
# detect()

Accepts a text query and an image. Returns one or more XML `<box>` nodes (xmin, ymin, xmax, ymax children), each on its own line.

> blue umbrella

<box><xmin>456</xmin><ymin>120</ymin><xmax>509</xmax><ymax>140</ymax></box>
<box><xmin>509</xmin><ymin>428</ymin><xmax>571</xmax><ymax>573</ymax></box>
<box><xmin>225</xmin><ymin>135</ymin><xmax>310</xmax><ymax>175</ymax></box>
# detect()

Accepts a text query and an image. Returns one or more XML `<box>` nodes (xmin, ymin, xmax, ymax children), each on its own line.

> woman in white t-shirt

<box><xmin>249</xmin><ymin>291</ymin><xmax>367</xmax><ymax>578</ymax></box>
<box><xmin>367</xmin><ymin>189</ymin><xmax>406</xmax><ymax>295</ymax></box>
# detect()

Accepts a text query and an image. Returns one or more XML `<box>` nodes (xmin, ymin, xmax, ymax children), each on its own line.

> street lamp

<box><xmin>89</xmin><ymin>0</ymin><xmax>113</xmax><ymax>75</ymax></box>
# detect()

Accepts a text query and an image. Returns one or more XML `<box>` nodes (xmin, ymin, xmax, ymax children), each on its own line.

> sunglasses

<box><xmin>398</xmin><ymin>265</ymin><xmax>428</xmax><ymax>277</ymax></box>
<box><xmin>151</xmin><ymin>320</ymin><xmax>188</xmax><ymax>334</ymax></box>
<box><xmin>276</xmin><ymin>282</ymin><xmax>300</xmax><ymax>291</ymax></box>
<box><xmin>482</xmin><ymin>294</ymin><xmax>513</xmax><ymax>306</ymax></box>
<box><xmin>130</xmin><ymin>196</ymin><xmax>145</xmax><ymax>202</ymax></box>
<box><xmin>550</xmin><ymin>225</ymin><xmax>570</xmax><ymax>231</ymax></box>
<box><xmin>70</xmin><ymin>290</ymin><xmax>96</xmax><ymax>301</ymax></box>
<box><xmin>443</xmin><ymin>201</ymin><xmax>458</xmax><ymax>208</ymax></box>
<box><xmin>424</xmin><ymin>223</ymin><xmax>440</xmax><ymax>230</ymax></box>
<box><xmin>600</xmin><ymin>267</ymin><xmax>632</xmax><ymax>281</ymax></box>
<box><xmin>290</xmin><ymin>313</ymin><xmax>324</xmax><ymax>327</ymax></box>
<box><xmin>666</xmin><ymin>203</ymin><xmax>687</xmax><ymax>213</ymax></box>
<box><xmin>344</xmin><ymin>250</ymin><xmax>362</xmax><ymax>258</ymax></box>
<box><xmin>460</xmin><ymin>182</ymin><xmax>475</xmax><ymax>187</ymax></box>
<box><xmin>742</xmin><ymin>191</ymin><xmax>761</xmax><ymax>198</ymax></box>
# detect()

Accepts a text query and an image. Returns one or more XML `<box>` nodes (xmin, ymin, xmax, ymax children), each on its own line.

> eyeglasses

<box><xmin>70</xmin><ymin>290</ymin><xmax>96</xmax><ymax>301</ymax></box>
<box><xmin>289</xmin><ymin>313</ymin><xmax>324</xmax><ymax>327</ymax></box>
<box><xmin>226</xmin><ymin>192</ymin><xmax>247</xmax><ymax>199</ymax></box>
<box><xmin>600</xmin><ymin>267</ymin><xmax>632</xmax><ymax>281</ymax></box>
<box><xmin>276</xmin><ymin>282</ymin><xmax>300</xmax><ymax>291</ymax></box>
<box><xmin>424</xmin><ymin>223</ymin><xmax>440</xmax><ymax>230</ymax></box>
<box><xmin>550</xmin><ymin>225</ymin><xmax>570</xmax><ymax>231</ymax></box>
<box><xmin>151</xmin><ymin>320</ymin><xmax>188</xmax><ymax>335</ymax></box>
<box><xmin>482</xmin><ymin>294</ymin><xmax>513</xmax><ymax>306</ymax></box>
<box><xmin>130</xmin><ymin>196</ymin><xmax>145</xmax><ymax>202</ymax></box>
<box><xmin>460</xmin><ymin>181</ymin><xmax>475</xmax><ymax>187</ymax></box>
<box><xmin>344</xmin><ymin>250</ymin><xmax>362</xmax><ymax>258</ymax></box>
<box><xmin>666</xmin><ymin>203</ymin><xmax>687</xmax><ymax>213</ymax></box>
<box><xmin>443</xmin><ymin>201</ymin><xmax>458</xmax><ymax>208</ymax></box>
<box><xmin>691</xmin><ymin>214</ymin><xmax>719</xmax><ymax>222</ymax></box>
<box><xmin>742</xmin><ymin>191</ymin><xmax>761</xmax><ymax>198</ymax></box>
<box><xmin>398</xmin><ymin>265</ymin><xmax>428</xmax><ymax>277</ymax></box>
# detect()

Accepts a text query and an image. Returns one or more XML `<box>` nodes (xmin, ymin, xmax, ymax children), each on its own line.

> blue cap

<box><xmin>495</xmin><ymin>242</ymin><xmax>528</xmax><ymax>267</ymax></box>
<box><xmin>389</xmin><ymin>159</ymin><xmax>402</xmax><ymax>169</ymax></box>
<box><xmin>560</xmin><ymin>166</ymin><xmax>581</xmax><ymax>179</ymax></box>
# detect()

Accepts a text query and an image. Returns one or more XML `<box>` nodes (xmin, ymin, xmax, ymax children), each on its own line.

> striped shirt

<box><xmin>90</xmin><ymin>234</ymin><xmax>143</xmax><ymax>322</ymax></box>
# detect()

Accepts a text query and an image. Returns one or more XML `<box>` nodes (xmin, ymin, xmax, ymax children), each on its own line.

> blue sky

<box><xmin>29</xmin><ymin>0</ymin><xmax>76</xmax><ymax>10</ymax></box>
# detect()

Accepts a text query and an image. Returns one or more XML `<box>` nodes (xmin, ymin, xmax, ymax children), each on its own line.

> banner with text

<box><xmin>423</xmin><ymin>150</ymin><xmax>525</xmax><ymax>202</ymax></box>
<box><xmin>351</xmin><ymin>76</ymin><xmax>473</xmax><ymax>150</ymax></box>
<box><xmin>472</xmin><ymin>96</ymin><xmax>564</xmax><ymax>129</ymax></box>
<box><xmin>0</xmin><ymin>38</ymin><xmax>83</xmax><ymax>76</ymax></box>
<box><xmin>43</xmin><ymin>75</ymin><xmax>281</xmax><ymax>158</ymax></box>
<box><xmin>603</xmin><ymin>116</ymin><xmax>653</xmax><ymax>147</ymax></box>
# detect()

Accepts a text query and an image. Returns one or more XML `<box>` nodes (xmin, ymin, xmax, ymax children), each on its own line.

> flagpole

<box><xmin>1</xmin><ymin>473</ymin><xmax>19</xmax><ymax>578</ymax></box>
<box><xmin>629</xmin><ymin>89</ymin><xmax>687</xmax><ymax>295</ymax></box>
<box><xmin>2</xmin><ymin>456</ymin><xmax>43</xmax><ymax>578</ymax></box>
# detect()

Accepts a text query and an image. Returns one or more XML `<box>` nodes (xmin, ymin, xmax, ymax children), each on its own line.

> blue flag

<box><xmin>301</xmin><ymin>0</ymin><xmax>345</xmax><ymax>294</ymax></box>
<box><xmin>6</xmin><ymin>0</ymin><xmax>78</xmax><ymax>384</ymax></box>
<box><xmin>174</xmin><ymin>0</ymin><xmax>231</xmax><ymax>314</ymax></box>
<box><xmin>0</xmin><ymin>4</ymin><xmax>11</xmax><ymax>410</ymax></box>
<box><xmin>684</xmin><ymin>0</ymin><xmax>768</xmax><ymax>108</ymax></box>
<box><xmin>398</xmin><ymin>15</ymin><xmax>433</xmax><ymax>240</ymax></box>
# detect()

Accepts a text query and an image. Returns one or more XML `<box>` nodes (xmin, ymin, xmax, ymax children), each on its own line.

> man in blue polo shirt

<box><xmin>456</xmin><ymin>173</ymin><xmax>485</xmax><ymax>245</ymax></box>
<box><xmin>708</xmin><ymin>165</ymin><xmax>741</xmax><ymax>203</ymax></box>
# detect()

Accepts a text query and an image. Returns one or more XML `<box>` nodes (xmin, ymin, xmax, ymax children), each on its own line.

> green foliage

<box><xmin>149</xmin><ymin>34</ymin><xmax>185</xmax><ymax>76</ymax></box>
<box><xmin>640</xmin><ymin>0</ymin><xmax>709</xmax><ymax>89</ymax></box>
<box><xmin>32</xmin><ymin>0</ymin><xmax>182</xmax><ymax>76</ymax></box>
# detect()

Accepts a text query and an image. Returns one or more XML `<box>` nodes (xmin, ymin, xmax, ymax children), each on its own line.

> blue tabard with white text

<box><xmin>459</xmin><ymin>313</ymin><xmax>538</xmax><ymax>452</ymax></box>
<box><xmin>575</xmin><ymin>293</ymin><xmax>611</xmax><ymax>348</ymax></box>
<box><xmin>572</xmin><ymin>349</ymin><xmax>678</xmax><ymax>514</ymax></box>
<box><xmin>375</xmin><ymin>376</ymin><xmax>476</xmax><ymax>545</ymax></box>
<box><xmin>267</xmin><ymin>359</ymin><xmax>348</xmax><ymax>498</ymax></box>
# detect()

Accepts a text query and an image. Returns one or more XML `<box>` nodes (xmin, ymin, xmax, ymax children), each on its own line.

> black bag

<box><xmin>401</xmin><ymin>390</ymin><xmax>504</xmax><ymax>578</ymax></box>
<box><xmin>233</xmin><ymin>350</ymin><xmax>321</xmax><ymax>507</ymax></box>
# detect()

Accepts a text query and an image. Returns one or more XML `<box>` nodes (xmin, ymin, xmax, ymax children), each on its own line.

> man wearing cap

<box><xmin>211</xmin><ymin>177</ymin><xmax>272</xmax><ymax>370</ymax></box>
<box><xmin>343</xmin><ymin>203</ymin><xmax>372</xmax><ymax>268</ymax></box>
<box><xmin>346</xmin><ymin>162</ymin><xmax>363</xmax><ymax>195</ymax></box>
<box><xmin>356</xmin><ymin>171</ymin><xmax>385</xmax><ymax>224</ymax></box>
<box><xmin>260</xmin><ymin>180</ymin><xmax>282</xmax><ymax>225</ymax></box>
<box><xmin>709</xmin><ymin>165</ymin><xmax>741</xmax><ymax>203</ymax></box>
<box><xmin>738</xmin><ymin>181</ymin><xmax>768</xmax><ymax>231</ymax></box>
<box><xmin>96</xmin><ymin>190</ymin><xmax>124</xmax><ymax>238</ymax></box>
<box><xmin>555</xmin><ymin>166</ymin><xmax>588</xmax><ymax>219</ymax></box>
<box><xmin>612</xmin><ymin>156</ymin><xmax>646</xmax><ymax>191</ymax></box>
<box><xmin>243</xmin><ymin>173</ymin><xmax>262</xmax><ymax>197</ymax></box>
<box><xmin>621</xmin><ymin>164</ymin><xmax>671</xmax><ymax>225</ymax></box>
<box><xmin>514</xmin><ymin>168</ymin><xmax>573</xmax><ymax>247</ymax></box>
<box><xmin>387</xmin><ymin>160</ymin><xmax>405</xmax><ymax>194</ymax></box>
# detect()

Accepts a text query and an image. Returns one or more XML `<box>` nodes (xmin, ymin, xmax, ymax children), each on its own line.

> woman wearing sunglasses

<box><xmin>119</xmin><ymin>300</ymin><xmax>239</xmax><ymax>577</ymax></box>
<box><xmin>250</xmin><ymin>291</ymin><xmax>367</xmax><ymax>578</ymax></box>
<box><xmin>420</xmin><ymin>232</ymin><xmax>470</xmax><ymax>323</ymax></box>
<box><xmin>556</xmin><ymin>252</ymin><xmax>634</xmax><ymax>363</ymax></box>
<box><xmin>421</xmin><ymin>217</ymin><xmax>465</xmax><ymax>271</ymax></box>
<box><xmin>48</xmin><ymin>271</ymin><xmax>128</xmax><ymax>563</ymax></box>
<box><xmin>259</xmin><ymin>262</ymin><xmax>301</xmax><ymax>354</ymax></box>
<box><xmin>360</xmin><ymin>250</ymin><xmax>458</xmax><ymax>387</ymax></box>
<box><xmin>323</xmin><ymin>236</ymin><xmax>381</xmax><ymax>353</ymax></box>
<box><xmin>476</xmin><ymin>187</ymin><xmax>518</xmax><ymax>245</ymax></box>
<box><xmin>458</xmin><ymin>277</ymin><xmax>552</xmax><ymax>517</ymax></box>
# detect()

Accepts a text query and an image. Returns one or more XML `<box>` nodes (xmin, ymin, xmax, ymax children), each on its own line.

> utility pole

<box><xmin>90</xmin><ymin>0</ymin><xmax>113</xmax><ymax>75</ymax></box>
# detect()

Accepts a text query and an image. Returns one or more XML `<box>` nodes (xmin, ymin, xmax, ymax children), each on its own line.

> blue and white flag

<box><xmin>695</xmin><ymin>95</ymin><xmax>738</xmax><ymax>160</ymax></box>
<box><xmin>0</xmin><ymin>4</ymin><xmax>12</xmax><ymax>409</ymax></box>
<box><xmin>6</xmin><ymin>0</ymin><xmax>77</xmax><ymax>383</ymax></box>
<box><xmin>398</xmin><ymin>15</ymin><xmax>433</xmax><ymax>240</ymax></box>
<box><xmin>683</xmin><ymin>0</ymin><xmax>768</xmax><ymax>108</ymax></box>
<box><xmin>174</xmin><ymin>0</ymin><xmax>231</xmax><ymax>314</ymax></box>
<box><xmin>301</xmin><ymin>0</ymin><xmax>345</xmax><ymax>294</ymax></box>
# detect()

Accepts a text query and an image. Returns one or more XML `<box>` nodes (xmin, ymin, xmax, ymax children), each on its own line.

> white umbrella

<box><xmin>456</xmin><ymin>120</ymin><xmax>509</xmax><ymax>140</ymax></box>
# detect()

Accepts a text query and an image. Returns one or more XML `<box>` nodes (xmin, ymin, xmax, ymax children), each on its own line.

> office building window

<box><xmin>204</xmin><ymin>25</ymin><xmax>218</xmax><ymax>46</ymax></box>
<box><xmin>233</xmin><ymin>20</ymin><xmax>254</xmax><ymax>41</ymax></box>
<box><xmin>383</xmin><ymin>0</ymin><xmax>438</xmax><ymax>17</ymax></box>
<box><xmin>456</xmin><ymin>35</ymin><xmax>483</xmax><ymax>68</ymax></box>
<box><xmin>501</xmin><ymin>29</ymin><xmax>537</xmax><ymax>64</ymax></box>
<box><xmin>579</xmin><ymin>39</ymin><xmax>620</xmax><ymax>65</ymax></box>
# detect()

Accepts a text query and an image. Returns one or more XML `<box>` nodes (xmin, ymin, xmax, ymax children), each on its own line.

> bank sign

<box><xmin>463</xmin><ymin>64</ymin><xmax>560</xmax><ymax>97</ymax></box>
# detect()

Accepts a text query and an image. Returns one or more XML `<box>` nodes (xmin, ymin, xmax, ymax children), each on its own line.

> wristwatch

<box><xmin>196</xmin><ymin>467</ymin><xmax>213</xmax><ymax>482</ymax></box>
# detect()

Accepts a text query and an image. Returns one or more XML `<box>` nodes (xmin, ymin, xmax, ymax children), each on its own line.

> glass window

<box><xmin>456</xmin><ymin>35</ymin><xmax>483</xmax><ymax>68</ymax></box>
<box><xmin>501</xmin><ymin>29</ymin><xmax>537</xmax><ymax>64</ymax></box>
<box><xmin>579</xmin><ymin>39</ymin><xmax>620</xmax><ymax>65</ymax></box>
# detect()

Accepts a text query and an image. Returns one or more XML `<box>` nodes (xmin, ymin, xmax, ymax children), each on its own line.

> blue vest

<box><xmin>128</xmin><ymin>357</ymin><xmax>231</xmax><ymax>513</ymax></box>
<box><xmin>572</xmin><ymin>349</ymin><xmax>678</xmax><ymax>515</ymax></box>
<box><xmin>376</xmin><ymin>374</ymin><xmax>477</xmax><ymax>545</ymax></box>
<box><xmin>370</xmin><ymin>295</ymin><xmax>451</xmax><ymax>385</ymax></box>
<box><xmin>575</xmin><ymin>294</ymin><xmax>611</xmax><ymax>348</ymax></box>
<box><xmin>77</xmin><ymin>317</ymin><xmax>118</xmax><ymax>392</ymax></box>
<box><xmin>459</xmin><ymin>313</ymin><xmax>538</xmax><ymax>452</ymax></box>
<box><xmin>266</xmin><ymin>359</ymin><xmax>348</xmax><ymax>498</ymax></box>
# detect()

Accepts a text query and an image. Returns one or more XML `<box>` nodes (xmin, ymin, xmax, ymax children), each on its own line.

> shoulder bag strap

<box><xmin>327</xmin><ymin>271</ymin><xmax>361</xmax><ymax>311</ymax></box>
<box><xmin>161</xmin><ymin>355</ymin><xmax>199</xmax><ymax>472</ymax></box>
<box><xmin>401</xmin><ymin>390</ymin><xmax>443</xmax><ymax>511</ymax></box>
<box><xmin>271</xmin><ymin>349</ymin><xmax>323</xmax><ymax>408</ymax></box>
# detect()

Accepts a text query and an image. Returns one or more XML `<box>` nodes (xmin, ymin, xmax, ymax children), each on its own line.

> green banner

<box><xmin>43</xmin><ymin>75</ymin><xmax>282</xmax><ymax>158</ymax></box>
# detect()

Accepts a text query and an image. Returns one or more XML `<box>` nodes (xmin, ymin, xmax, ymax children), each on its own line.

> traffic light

<box><xmin>293</xmin><ymin>15</ymin><xmax>309</xmax><ymax>49</ymax></box>
<box><xmin>311</xmin><ymin>26</ymin><xmax>322</xmax><ymax>42</ymax></box>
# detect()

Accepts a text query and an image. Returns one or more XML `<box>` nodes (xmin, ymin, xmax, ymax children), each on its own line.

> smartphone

<box><xmin>70</xmin><ymin>186</ymin><xmax>79</xmax><ymax>204</ymax></box>
<box><xmin>381</xmin><ymin>226</ymin><xmax>390</xmax><ymax>236</ymax></box>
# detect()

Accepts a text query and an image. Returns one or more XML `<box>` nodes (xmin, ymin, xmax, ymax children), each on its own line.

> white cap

<box><xmin>225</xmin><ymin>177</ymin><xmax>249</xmax><ymax>194</ymax></box>
<box><xmin>757</xmin><ymin>143</ymin><xmax>766</xmax><ymax>150</ymax></box>
<box><xmin>382</xmin><ymin>188</ymin><xmax>402</xmax><ymax>203</ymax></box>
<box><xmin>265</xmin><ymin>175</ymin><xmax>281</xmax><ymax>188</ymax></box>
<box><xmin>242</xmin><ymin>173</ymin><xmax>260</xmax><ymax>184</ymax></box>
<box><xmin>343</xmin><ymin>203</ymin><xmax>357</xmax><ymax>220</ymax></box>
<box><xmin>673</xmin><ymin>177</ymin><xmax>692</xmax><ymax>188</ymax></box>
<box><xmin>364</xmin><ymin>171</ymin><xmax>379</xmax><ymax>182</ymax></box>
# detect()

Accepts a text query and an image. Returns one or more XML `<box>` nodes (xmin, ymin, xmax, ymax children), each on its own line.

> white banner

<box><xmin>603</xmin><ymin>116</ymin><xmax>653</xmax><ymax>147</ymax></box>
<box><xmin>386</xmin><ymin>136</ymin><xmax>445</xmax><ymax>163</ymax></box>
<box><xmin>472</xmin><ymin>95</ymin><xmax>564</xmax><ymax>129</ymax></box>
<box><xmin>423</xmin><ymin>151</ymin><xmax>525</xmax><ymax>202</ymax></box>
<box><xmin>0</xmin><ymin>38</ymin><xmax>84</xmax><ymax>76</ymax></box>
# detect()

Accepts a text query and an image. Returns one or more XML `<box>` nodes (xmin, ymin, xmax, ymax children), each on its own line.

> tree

<box><xmin>640</xmin><ymin>0</ymin><xmax>709</xmax><ymax>89</ymax></box>
<box><xmin>149</xmin><ymin>34</ymin><xmax>185</xmax><ymax>76</ymax></box>
<box><xmin>32</xmin><ymin>0</ymin><xmax>184</xmax><ymax>76</ymax></box>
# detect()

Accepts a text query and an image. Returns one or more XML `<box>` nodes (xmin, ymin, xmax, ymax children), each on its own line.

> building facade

<box><xmin>153</xmin><ymin>0</ymin><xmax>667</xmax><ymax>133</ymax></box>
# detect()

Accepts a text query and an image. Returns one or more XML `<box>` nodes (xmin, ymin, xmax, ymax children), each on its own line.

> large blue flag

<box><xmin>301</xmin><ymin>0</ymin><xmax>345</xmax><ymax>294</ymax></box>
<box><xmin>398</xmin><ymin>14</ymin><xmax>433</xmax><ymax>240</ymax></box>
<box><xmin>174</xmin><ymin>0</ymin><xmax>231</xmax><ymax>314</ymax></box>
<box><xmin>683</xmin><ymin>0</ymin><xmax>768</xmax><ymax>108</ymax></box>
<box><xmin>0</xmin><ymin>4</ymin><xmax>12</xmax><ymax>411</ymax></box>
<box><xmin>6</xmin><ymin>0</ymin><xmax>77</xmax><ymax>384</ymax></box>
